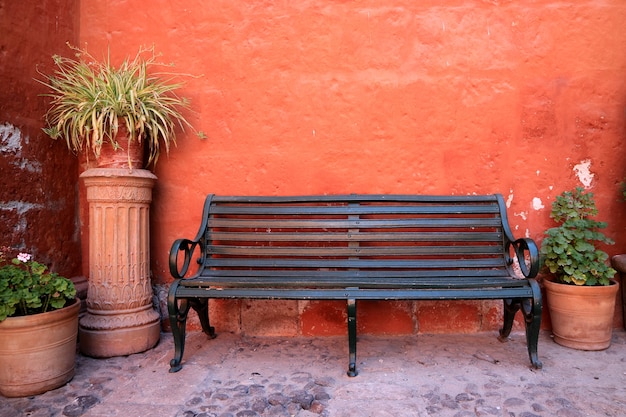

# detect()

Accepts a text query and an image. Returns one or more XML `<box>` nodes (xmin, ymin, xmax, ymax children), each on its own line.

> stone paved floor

<box><xmin>1</xmin><ymin>330</ymin><xmax>625</xmax><ymax>417</ymax></box>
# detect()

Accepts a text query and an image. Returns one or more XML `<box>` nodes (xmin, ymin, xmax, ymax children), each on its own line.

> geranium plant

<box><xmin>540</xmin><ymin>187</ymin><xmax>616</xmax><ymax>286</ymax></box>
<box><xmin>0</xmin><ymin>249</ymin><xmax>76</xmax><ymax>321</ymax></box>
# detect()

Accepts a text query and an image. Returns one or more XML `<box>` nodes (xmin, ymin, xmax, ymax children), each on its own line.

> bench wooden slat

<box><xmin>208</xmin><ymin>231</ymin><xmax>504</xmax><ymax>242</ymax></box>
<box><xmin>197</xmin><ymin>269</ymin><xmax>509</xmax><ymax>279</ymax></box>
<box><xmin>208</xmin><ymin>244</ymin><xmax>504</xmax><ymax>257</ymax></box>
<box><xmin>175</xmin><ymin>287</ymin><xmax>534</xmax><ymax>300</ymax></box>
<box><xmin>207</xmin><ymin>258</ymin><xmax>506</xmax><ymax>269</ymax></box>
<box><xmin>180</xmin><ymin>276</ymin><xmax>530</xmax><ymax>289</ymax></box>
<box><xmin>208</xmin><ymin>218</ymin><xmax>504</xmax><ymax>229</ymax></box>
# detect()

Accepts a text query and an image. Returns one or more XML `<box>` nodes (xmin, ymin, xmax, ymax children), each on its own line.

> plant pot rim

<box><xmin>0</xmin><ymin>297</ymin><xmax>80</xmax><ymax>328</ymax></box>
<box><xmin>543</xmin><ymin>277</ymin><xmax>618</xmax><ymax>287</ymax></box>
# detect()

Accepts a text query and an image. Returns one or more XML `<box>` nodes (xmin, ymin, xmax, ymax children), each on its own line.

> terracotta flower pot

<box><xmin>544</xmin><ymin>279</ymin><xmax>619</xmax><ymax>350</ymax></box>
<box><xmin>96</xmin><ymin>122</ymin><xmax>145</xmax><ymax>169</ymax></box>
<box><xmin>0</xmin><ymin>298</ymin><xmax>80</xmax><ymax>397</ymax></box>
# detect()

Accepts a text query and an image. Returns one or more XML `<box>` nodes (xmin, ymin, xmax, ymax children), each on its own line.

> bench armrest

<box><xmin>169</xmin><ymin>195</ymin><xmax>216</xmax><ymax>279</ymax></box>
<box><xmin>169</xmin><ymin>238</ymin><xmax>205</xmax><ymax>279</ymax></box>
<box><xmin>506</xmin><ymin>237</ymin><xmax>539</xmax><ymax>278</ymax></box>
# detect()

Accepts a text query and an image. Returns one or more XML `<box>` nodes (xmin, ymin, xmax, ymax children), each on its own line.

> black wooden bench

<box><xmin>168</xmin><ymin>194</ymin><xmax>542</xmax><ymax>375</ymax></box>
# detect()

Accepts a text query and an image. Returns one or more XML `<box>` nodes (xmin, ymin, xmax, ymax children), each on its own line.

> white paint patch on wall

<box><xmin>514</xmin><ymin>211</ymin><xmax>528</xmax><ymax>221</ymax></box>
<box><xmin>0</xmin><ymin>123</ymin><xmax>24</xmax><ymax>154</ymax></box>
<box><xmin>532</xmin><ymin>197</ymin><xmax>544</xmax><ymax>210</ymax></box>
<box><xmin>506</xmin><ymin>189</ymin><xmax>514</xmax><ymax>208</ymax></box>
<box><xmin>0</xmin><ymin>201</ymin><xmax>44</xmax><ymax>235</ymax></box>
<box><xmin>0</xmin><ymin>201</ymin><xmax>43</xmax><ymax>215</ymax></box>
<box><xmin>0</xmin><ymin>123</ymin><xmax>41</xmax><ymax>173</ymax></box>
<box><xmin>15</xmin><ymin>159</ymin><xmax>42</xmax><ymax>174</ymax></box>
<box><xmin>573</xmin><ymin>159</ymin><xmax>594</xmax><ymax>188</ymax></box>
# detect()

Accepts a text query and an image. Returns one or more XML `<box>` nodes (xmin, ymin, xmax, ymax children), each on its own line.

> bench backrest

<box><xmin>191</xmin><ymin>194</ymin><xmax>521</xmax><ymax>282</ymax></box>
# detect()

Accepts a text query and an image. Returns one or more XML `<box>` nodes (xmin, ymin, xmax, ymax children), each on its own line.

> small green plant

<box><xmin>540</xmin><ymin>187</ymin><xmax>616</xmax><ymax>286</ymax></box>
<box><xmin>38</xmin><ymin>43</ymin><xmax>195</xmax><ymax>167</ymax></box>
<box><xmin>0</xmin><ymin>249</ymin><xmax>76</xmax><ymax>321</ymax></box>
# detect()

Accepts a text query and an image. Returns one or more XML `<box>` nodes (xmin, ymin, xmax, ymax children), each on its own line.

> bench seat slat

<box><xmin>197</xmin><ymin>269</ymin><xmax>510</xmax><ymax>278</ymax></box>
<box><xmin>206</xmin><ymin>258</ymin><xmax>507</xmax><ymax>269</ymax></box>
<box><xmin>208</xmin><ymin>245</ymin><xmax>504</xmax><ymax>256</ymax></box>
<box><xmin>180</xmin><ymin>276</ymin><xmax>530</xmax><ymax>289</ymax></box>
<box><xmin>208</xmin><ymin>218</ymin><xmax>504</xmax><ymax>229</ymax></box>
<box><xmin>175</xmin><ymin>287</ymin><xmax>533</xmax><ymax>300</ymax></box>
<box><xmin>209</xmin><ymin>231</ymin><xmax>504</xmax><ymax>242</ymax></box>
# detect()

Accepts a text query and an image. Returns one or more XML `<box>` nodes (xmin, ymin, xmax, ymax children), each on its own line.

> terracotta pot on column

<box><xmin>78</xmin><ymin>139</ymin><xmax>160</xmax><ymax>357</ymax></box>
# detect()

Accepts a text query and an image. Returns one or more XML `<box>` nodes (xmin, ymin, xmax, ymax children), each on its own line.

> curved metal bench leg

<box><xmin>190</xmin><ymin>298</ymin><xmax>216</xmax><ymax>339</ymax></box>
<box><xmin>523</xmin><ymin>280</ymin><xmax>543</xmax><ymax>369</ymax></box>
<box><xmin>168</xmin><ymin>281</ymin><xmax>190</xmax><ymax>373</ymax></box>
<box><xmin>498</xmin><ymin>298</ymin><xmax>521</xmax><ymax>342</ymax></box>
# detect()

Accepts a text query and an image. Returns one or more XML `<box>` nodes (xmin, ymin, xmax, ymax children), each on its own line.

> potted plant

<box><xmin>540</xmin><ymin>187</ymin><xmax>619</xmax><ymax>350</ymax></box>
<box><xmin>36</xmin><ymin>45</ymin><xmax>198</xmax><ymax>358</ymax></box>
<box><xmin>38</xmin><ymin>43</ymin><xmax>195</xmax><ymax>169</ymax></box>
<box><xmin>0</xmin><ymin>248</ymin><xmax>79</xmax><ymax>397</ymax></box>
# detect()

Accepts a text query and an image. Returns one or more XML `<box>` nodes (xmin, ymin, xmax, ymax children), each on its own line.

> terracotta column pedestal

<box><xmin>79</xmin><ymin>168</ymin><xmax>161</xmax><ymax>357</ymax></box>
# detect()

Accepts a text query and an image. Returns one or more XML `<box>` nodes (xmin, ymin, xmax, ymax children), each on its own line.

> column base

<box><xmin>79</xmin><ymin>308</ymin><xmax>161</xmax><ymax>358</ymax></box>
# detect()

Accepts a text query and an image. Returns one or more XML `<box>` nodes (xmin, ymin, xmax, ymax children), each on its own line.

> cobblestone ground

<box><xmin>1</xmin><ymin>330</ymin><xmax>625</xmax><ymax>417</ymax></box>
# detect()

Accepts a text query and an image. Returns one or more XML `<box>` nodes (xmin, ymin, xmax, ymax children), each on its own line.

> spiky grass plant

<box><xmin>39</xmin><ymin>44</ymin><xmax>193</xmax><ymax>167</ymax></box>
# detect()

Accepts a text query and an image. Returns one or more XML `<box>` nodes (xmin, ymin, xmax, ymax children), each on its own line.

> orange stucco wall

<box><xmin>78</xmin><ymin>1</ymin><xmax>626</xmax><ymax>334</ymax></box>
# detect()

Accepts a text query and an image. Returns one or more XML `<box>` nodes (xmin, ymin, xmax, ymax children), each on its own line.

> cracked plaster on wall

<box><xmin>15</xmin><ymin>158</ymin><xmax>42</xmax><ymax>173</ymax></box>
<box><xmin>0</xmin><ymin>201</ymin><xmax>44</xmax><ymax>215</ymax></box>
<box><xmin>573</xmin><ymin>159</ymin><xmax>594</xmax><ymax>188</ymax></box>
<box><xmin>0</xmin><ymin>202</ymin><xmax>44</xmax><ymax>237</ymax></box>
<box><xmin>1</xmin><ymin>124</ymin><xmax>40</xmax><ymax>246</ymax></box>
<box><xmin>506</xmin><ymin>191</ymin><xmax>533</xmax><ymax>237</ymax></box>
<box><xmin>0</xmin><ymin>123</ymin><xmax>24</xmax><ymax>154</ymax></box>
<box><xmin>0</xmin><ymin>123</ymin><xmax>42</xmax><ymax>173</ymax></box>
